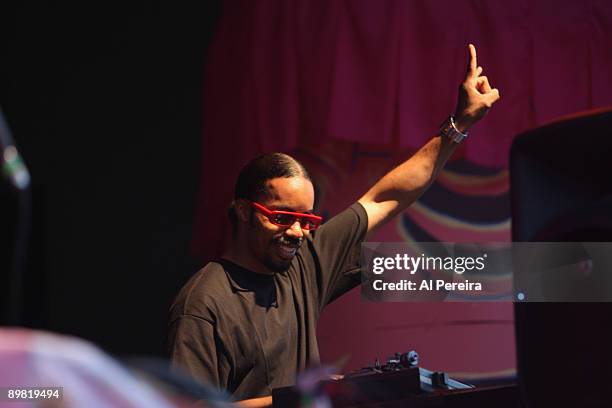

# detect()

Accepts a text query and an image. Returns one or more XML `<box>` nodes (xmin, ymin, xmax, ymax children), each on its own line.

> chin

<box><xmin>263</xmin><ymin>256</ymin><xmax>292</xmax><ymax>273</ymax></box>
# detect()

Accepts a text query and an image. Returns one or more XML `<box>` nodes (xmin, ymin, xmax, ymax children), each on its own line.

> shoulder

<box><xmin>345</xmin><ymin>202</ymin><xmax>368</xmax><ymax>225</ymax></box>
<box><xmin>169</xmin><ymin>262</ymin><xmax>231</xmax><ymax>323</ymax></box>
<box><xmin>311</xmin><ymin>202</ymin><xmax>368</xmax><ymax>240</ymax></box>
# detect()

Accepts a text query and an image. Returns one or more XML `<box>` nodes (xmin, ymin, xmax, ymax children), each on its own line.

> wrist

<box><xmin>439</xmin><ymin>115</ymin><xmax>468</xmax><ymax>143</ymax></box>
<box><xmin>453</xmin><ymin>114</ymin><xmax>472</xmax><ymax>133</ymax></box>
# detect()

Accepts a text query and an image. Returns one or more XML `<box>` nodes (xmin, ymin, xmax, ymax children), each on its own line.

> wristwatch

<box><xmin>439</xmin><ymin>116</ymin><xmax>468</xmax><ymax>143</ymax></box>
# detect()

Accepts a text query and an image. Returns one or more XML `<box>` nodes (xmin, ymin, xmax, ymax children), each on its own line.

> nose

<box><xmin>284</xmin><ymin>220</ymin><xmax>305</xmax><ymax>238</ymax></box>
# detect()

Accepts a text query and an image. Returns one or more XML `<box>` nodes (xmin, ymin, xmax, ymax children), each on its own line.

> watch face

<box><xmin>440</xmin><ymin>117</ymin><xmax>453</xmax><ymax>138</ymax></box>
<box><xmin>439</xmin><ymin>116</ymin><xmax>466</xmax><ymax>143</ymax></box>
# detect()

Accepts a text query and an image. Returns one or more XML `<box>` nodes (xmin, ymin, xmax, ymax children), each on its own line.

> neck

<box><xmin>223</xmin><ymin>242</ymin><xmax>274</xmax><ymax>276</ymax></box>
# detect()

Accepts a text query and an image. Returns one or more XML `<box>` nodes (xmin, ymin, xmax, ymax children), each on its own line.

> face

<box><xmin>243</xmin><ymin>176</ymin><xmax>315</xmax><ymax>273</ymax></box>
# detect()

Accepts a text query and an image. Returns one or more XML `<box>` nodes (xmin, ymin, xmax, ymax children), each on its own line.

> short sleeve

<box><xmin>169</xmin><ymin>315</ymin><xmax>225</xmax><ymax>390</ymax></box>
<box><xmin>309</xmin><ymin>202</ymin><xmax>368</xmax><ymax>307</ymax></box>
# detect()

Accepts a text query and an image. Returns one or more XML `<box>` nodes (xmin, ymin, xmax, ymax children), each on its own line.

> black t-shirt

<box><xmin>168</xmin><ymin>202</ymin><xmax>368</xmax><ymax>400</ymax></box>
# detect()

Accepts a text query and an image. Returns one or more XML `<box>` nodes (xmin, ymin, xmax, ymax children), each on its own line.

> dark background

<box><xmin>1</xmin><ymin>1</ymin><xmax>221</xmax><ymax>356</ymax></box>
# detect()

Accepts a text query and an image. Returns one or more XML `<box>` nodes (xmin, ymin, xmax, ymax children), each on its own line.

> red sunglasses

<box><xmin>248</xmin><ymin>201</ymin><xmax>323</xmax><ymax>231</ymax></box>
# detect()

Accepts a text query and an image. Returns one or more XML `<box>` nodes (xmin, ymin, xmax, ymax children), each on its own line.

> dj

<box><xmin>168</xmin><ymin>44</ymin><xmax>499</xmax><ymax>404</ymax></box>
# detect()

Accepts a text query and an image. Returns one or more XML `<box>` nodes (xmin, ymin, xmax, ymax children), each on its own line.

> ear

<box><xmin>234</xmin><ymin>200</ymin><xmax>251</xmax><ymax>223</ymax></box>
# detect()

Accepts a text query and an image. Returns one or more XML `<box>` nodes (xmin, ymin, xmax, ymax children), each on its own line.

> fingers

<box><xmin>467</xmin><ymin>44</ymin><xmax>478</xmax><ymax>77</ymax></box>
<box><xmin>489</xmin><ymin>88</ymin><xmax>500</xmax><ymax>102</ymax></box>
<box><xmin>484</xmin><ymin>88</ymin><xmax>501</xmax><ymax>107</ymax></box>
<box><xmin>476</xmin><ymin>75</ymin><xmax>492</xmax><ymax>93</ymax></box>
<box><xmin>459</xmin><ymin>43</ymin><xmax>500</xmax><ymax>115</ymax></box>
<box><xmin>477</xmin><ymin>76</ymin><xmax>500</xmax><ymax>106</ymax></box>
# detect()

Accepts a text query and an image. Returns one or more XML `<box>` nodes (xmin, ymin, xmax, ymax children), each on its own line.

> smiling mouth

<box><xmin>276</xmin><ymin>242</ymin><xmax>299</xmax><ymax>260</ymax></box>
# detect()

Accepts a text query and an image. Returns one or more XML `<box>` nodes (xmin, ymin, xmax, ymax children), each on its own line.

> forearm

<box><xmin>358</xmin><ymin>44</ymin><xmax>499</xmax><ymax>233</ymax></box>
<box><xmin>358</xmin><ymin>134</ymin><xmax>457</xmax><ymax>230</ymax></box>
<box><xmin>235</xmin><ymin>396</ymin><xmax>273</xmax><ymax>408</ymax></box>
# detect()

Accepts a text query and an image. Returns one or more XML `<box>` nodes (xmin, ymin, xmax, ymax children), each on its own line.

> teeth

<box><xmin>278</xmin><ymin>244</ymin><xmax>297</xmax><ymax>258</ymax></box>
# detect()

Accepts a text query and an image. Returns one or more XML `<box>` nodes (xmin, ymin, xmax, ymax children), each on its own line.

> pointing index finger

<box><xmin>467</xmin><ymin>43</ymin><xmax>478</xmax><ymax>77</ymax></box>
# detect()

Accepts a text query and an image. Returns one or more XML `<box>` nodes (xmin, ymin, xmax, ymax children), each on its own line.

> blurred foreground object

<box><xmin>0</xmin><ymin>328</ymin><xmax>184</xmax><ymax>408</ymax></box>
<box><xmin>0</xmin><ymin>108</ymin><xmax>30</xmax><ymax>190</ymax></box>
<box><xmin>0</xmin><ymin>108</ymin><xmax>32</xmax><ymax>326</ymax></box>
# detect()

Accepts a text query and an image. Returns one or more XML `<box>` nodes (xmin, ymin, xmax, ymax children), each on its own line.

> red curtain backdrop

<box><xmin>191</xmin><ymin>0</ymin><xmax>612</xmax><ymax>375</ymax></box>
<box><xmin>194</xmin><ymin>0</ymin><xmax>612</xmax><ymax>261</ymax></box>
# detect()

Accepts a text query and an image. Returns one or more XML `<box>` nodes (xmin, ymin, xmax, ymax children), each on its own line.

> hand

<box><xmin>453</xmin><ymin>44</ymin><xmax>500</xmax><ymax>133</ymax></box>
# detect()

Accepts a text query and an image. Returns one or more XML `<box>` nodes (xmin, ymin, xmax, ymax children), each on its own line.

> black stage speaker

<box><xmin>510</xmin><ymin>108</ymin><xmax>612</xmax><ymax>407</ymax></box>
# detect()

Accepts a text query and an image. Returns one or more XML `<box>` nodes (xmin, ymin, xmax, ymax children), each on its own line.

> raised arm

<box><xmin>358</xmin><ymin>44</ymin><xmax>500</xmax><ymax>233</ymax></box>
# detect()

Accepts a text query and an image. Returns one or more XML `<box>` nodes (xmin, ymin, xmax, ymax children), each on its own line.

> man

<box><xmin>169</xmin><ymin>44</ymin><xmax>499</xmax><ymax>403</ymax></box>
